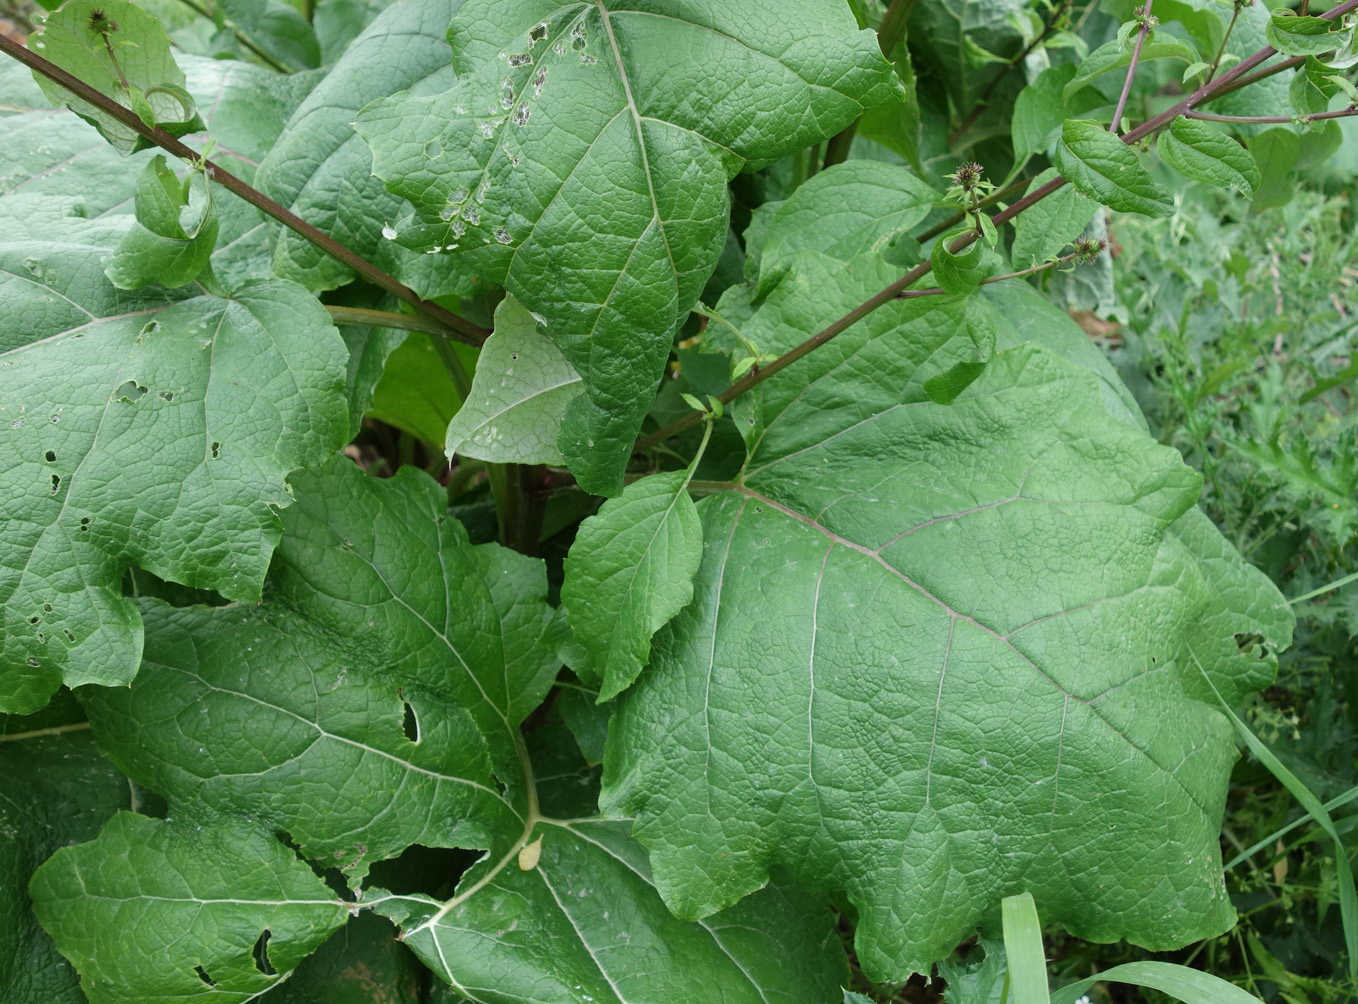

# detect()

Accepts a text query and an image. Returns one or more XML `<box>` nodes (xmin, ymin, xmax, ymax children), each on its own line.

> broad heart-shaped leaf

<box><xmin>0</xmin><ymin>231</ymin><xmax>348</xmax><ymax>713</ymax></box>
<box><xmin>254</xmin><ymin>0</ymin><xmax>478</xmax><ymax>299</ymax></box>
<box><xmin>1156</xmin><ymin>117</ymin><xmax>1261</xmax><ymax>198</ymax></box>
<box><xmin>30</xmin><ymin>812</ymin><xmax>349</xmax><ymax>1004</ymax></box>
<box><xmin>1</xmin><ymin>693</ymin><xmax>136</xmax><ymax>1004</ymax></box>
<box><xmin>30</xmin><ymin>0</ymin><xmax>204</xmax><ymax>155</ymax></box>
<box><xmin>59</xmin><ymin>457</ymin><xmax>853</xmax><ymax>1004</ymax></box>
<box><xmin>374</xmin><ymin>819</ymin><xmax>848</xmax><ymax>1004</ymax></box>
<box><xmin>357</xmin><ymin>0</ymin><xmax>901</xmax><ymax>495</ymax></box>
<box><xmin>79</xmin><ymin>597</ymin><xmax>517</xmax><ymax>880</ymax></box>
<box><xmin>1056</xmin><ymin>119</ymin><xmax>1173</xmax><ymax>218</ymax></box>
<box><xmin>445</xmin><ymin>294</ymin><xmax>583</xmax><ymax>463</ymax></box>
<box><xmin>602</xmin><ymin>250</ymin><xmax>1293</xmax><ymax>978</ymax></box>
<box><xmin>269</xmin><ymin>459</ymin><xmax>565</xmax><ymax>763</ymax></box>
<box><xmin>561</xmin><ymin>469</ymin><xmax>704</xmax><ymax>700</ymax></box>
<box><xmin>756</xmin><ymin>161</ymin><xmax>939</xmax><ymax>296</ymax></box>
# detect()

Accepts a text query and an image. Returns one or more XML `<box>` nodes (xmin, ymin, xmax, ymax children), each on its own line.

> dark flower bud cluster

<box><xmin>86</xmin><ymin>8</ymin><xmax>119</xmax><ymax>35</ymax></box>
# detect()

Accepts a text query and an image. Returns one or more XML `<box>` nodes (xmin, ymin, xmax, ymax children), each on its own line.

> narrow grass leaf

<box><xmin>1001</xmin><ymin>892</ymin><xmax>1049</xmax><ymax>1004</ymax></box>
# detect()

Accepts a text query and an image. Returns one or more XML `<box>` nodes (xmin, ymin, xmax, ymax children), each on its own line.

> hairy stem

<box><xmin>635</xmin><ymin>0</ymin><xmax>1358</xmax><ymax>453</ymax></box>
<box><xmin>918</xmin><ymin>174</ymin><xmax>1036</xmax><ymax>243</ymax></box>
<box><xmin>324</xmin><ymin>305</ymin><xmax>465</xmax><ymax>338</ymax></box>
<box><xmin>1110</xmin><ymin>0</ymin><xmax>1154</xmax><ymax>133</ymax></box>
<box><xmin>0</xmin><ymin>33</ymin><xmax>490</xmax><ymax>347</ymax></box>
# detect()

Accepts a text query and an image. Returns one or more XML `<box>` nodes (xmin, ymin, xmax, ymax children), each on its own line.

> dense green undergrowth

<box><xmin>0</xmin><ymin>0</ymin><xmax>1355</xmax><ymax>1001</ymax></box>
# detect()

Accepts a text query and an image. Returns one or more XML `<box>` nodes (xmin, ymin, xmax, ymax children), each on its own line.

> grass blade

<box><xmin>1049</xmin><ymin>961</ymin><xmax>1262</xmax><ymax>1004</ymax></box>
<box><xmin>1001</xmin><ymin>892</ymin><xmax>1049</xmax><ymax>1004</ymax></box>
<box><xmin>1194</xmin><ymin>653</ymin><xmax>1358</xmax><ymax>978</ymax></box>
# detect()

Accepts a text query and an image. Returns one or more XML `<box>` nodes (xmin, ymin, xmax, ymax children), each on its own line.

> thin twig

<box><xmin>171</xmin><ymin>0</ymin><xmax>291</xmax><ymax>73</ymax></box>
<box><xmin>1205</xmin><ymin>1</ymin><xmax>1244</xmax><ymax>84</ymax></box>
<box><xmin>0</xmin><ymin>33</ymin><xmax>490</xmax><ymax>347</ymax></box>
<box><xmin>1186</xmin><ymin>106</ymin><xmax>1358</xmax><ymax>123</ymax></box>
<box><xmin>635</xmin><ymin>0</ymin><xmax>1358</xmax><ymax>453</ymax></box>
<box><xmin>896</xmin><ymin>247</ymin><xmax>1094</xmax><ymax>299</ymax></box>
<box><xmin>324</xmin><ymin>305</ymin><xmax>463</xmax><ymax>337</ymax></box>
<box><xmin>1111</xmin><ymin>0</ymin><xmax>1155</xmax><ymax>134</ymax></box>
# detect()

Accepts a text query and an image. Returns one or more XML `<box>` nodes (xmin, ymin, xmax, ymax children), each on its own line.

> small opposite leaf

<box><xmin>1062</xmin><ymin>37</ymin><xmax>1200</xmax><ymax>100</ymax></box>
<box><xmin>1290</xmin><ymin>55</ymin><xmax>1343</xmax><ymax>115</ymax></box>
<box><xmin>1156</xmin><ymin>117</ymin><xmax>1261</xmax><ymax>198</ymax></box>
<box><xmin>931</xmin><ymin>231</ymin><xmax>994</xmax><ymax>296</ymax></box>
<box><xmin>30</xmin><ymin>0</ymin><xmax>204</xmax><ymax>155</ymax></box>
<box><xmin>29</xmin><ymin>812</ymin><xmax>347</xmax><ymax>1004</ymax></box>
<box><xmin>1056</xmin><ymin>119</ymin><xmax>1173</xmax><ymax>218</ymax></box>
<box><xmin>1265</xmin><ymin>10</ymin><xmax>1352</xmax><ymax>57</ymax></box>
<box><xmin>562</xmin><ymin>469</ymin><xmax>704</xmax><ymax>701</ymax></box>
<box><xmin>923</xmin><ymin>295</ymin><xmax>998</xmax><ymax>405</ymax></box>
<box><xmin>444</xmin><ymin>295</ymin><xmax>583</xmax><ymax>464</ymax></box>
<box><xmin>104</xmin><ymin>156</ymin><xmax>219</xmax><ymax>289</ymax></box>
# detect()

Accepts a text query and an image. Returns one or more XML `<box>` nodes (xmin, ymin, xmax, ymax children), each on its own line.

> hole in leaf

<box><xmin>50</xmin><ymin>474</ymin><xmax>60</xmax><ymax>495</ymax></box>
<box><xmin>63</xmin><ymin>629</ymin><xmax>75</xmax><ymax>643</ymax></box>
<box><xmin>529</xmin><ymin>19</ymin><xmax>548</xmax><ymax>43</ymax></box>
<box><xmin>114</xmin><ymin>380</ymin><xmax>147</xmax><ymax>402</ymax></box>
<box><xmin>402</xmin><ymin>702</ymin><xmax>419</xmax><ymax>743</ymax></box>
<box><xmin>26</xmin><ymin>657</ymin><xmax>39</xmax><ymax>667</ymax></box>
<box><xmin>28</xmin><ymin>615</ymin><xmax>39</xmax><ymax>624</ymax></box>
<box><xmin>365</xmin><ymin>844</ymin><xmax>480</xmax><ymax>901</ymax></box>
<box><xmin>45</xmin><ymin>450</ymin><xmax>56</xmax><ymax>462</ymax></box>
<box><xmin>210</xmin><ymin>442</ymin><xmax>221</xmax><ymax>460</ymax></box>
<box><xmin>79</xmin><ymin>517</ymin><xmax>91</xmax><ymax>532</ymax></box>
<box><xmin>43</xmin><ymin>602</ymin><xmax>52</xmax><ymax>612</ymax></box>
<box><xmin>252</xmin><ymin>930</ymin><xmax>276</xmax><ymax>976</ymax></box>
<box><xmin>36</xmin><ymin>633</ymin><xmax>44</xmax><ymax>644</ymax></box>
<box><xmin>194</xmin><ymin>965</ymin><xmax>216</xmax><ymax>987</ymax></box>
<box><xmin>159</xmin><ymin>391</ymin><xmax>173</xmax><ymax>402</ymax></box>
<box><xmin>1235</xmin><ymin>632</ymin><xmax>1265</xmax><ymax>655</ymax></box>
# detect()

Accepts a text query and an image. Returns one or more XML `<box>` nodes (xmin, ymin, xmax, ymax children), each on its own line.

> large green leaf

<box><xmin>254</xmin><ymin>0</ymin><xmax>475</xmax><ymax>298</ymax></box>
<box><xmin>0</xmin><ymin>694</ymin><xmax>135</xmax><ymax>1004</ymax></box>
<box><xmin>357</xmin><ymin>0</ymin><xmax>901</xmax><ymax>494</ymax></box>
<box><xmin>30</xmin><ymin>812</ymin><xmax>349</xmax><ymax>1004</ymax></box>
<box><xmin>375</xmin><ymin>819</ymin><xmax>848</xmax><ymax>1004</ymax></box>
<box><xmin>0</xmin><ymin>223</ymin><xmax>348</xmax><ymax>712</ymax></box>
<box><xmin>79</xmin><ymin>597</ymin><xmax>515</xmax><ymax>881</ymax></box>
<box><xmin>41</xmin><ymin>457</ymin><xmax>851</xmax><ymax>1004</ymax></box>
<box><xmin>1062</xmin><ymin>36</ymin><xmax>1201</xmax><ymax>101</ymax></box>
<box><xmin>602</xmin><ymin>250</ymin><xmax>1293</xmax><ymax>978</ymax></box>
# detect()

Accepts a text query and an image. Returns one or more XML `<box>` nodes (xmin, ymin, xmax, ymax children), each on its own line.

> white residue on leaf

<box><xmin>494</xmin><ymin>227</ymin><xmax>513</xmax><ymax>245</ymax></box>
<box><xmin>382</xmin><ymin>224</ymin><xmax>398</xmax><ymax>240</ymax></box>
